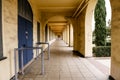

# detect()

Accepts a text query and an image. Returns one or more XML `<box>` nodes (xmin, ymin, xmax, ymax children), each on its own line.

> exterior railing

<box><xmin>36</xmin><ymin>42</ymin><xmax>50</xmax><ymax>60</ymax></box>
<box><xmin>14</xmin><ymin>47</ymin><xmax>44</xmax><ymax>80</ymax></box>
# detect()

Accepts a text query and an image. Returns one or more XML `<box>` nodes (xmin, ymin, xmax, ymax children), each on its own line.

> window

<box><xmin>0</xmin><ymin>0</ymin><xmax>7</xmax><ymax>61</ymax></box>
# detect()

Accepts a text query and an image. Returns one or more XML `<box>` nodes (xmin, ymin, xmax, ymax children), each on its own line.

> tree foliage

<box><xmin>94</xmin><ymin>0</ymin><xmax>106</xmax><ymax>46</ymax></box>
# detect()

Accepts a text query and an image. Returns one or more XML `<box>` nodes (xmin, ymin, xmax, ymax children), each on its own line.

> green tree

<box><xmin>94</xmin><ymin>0</ymin><xmax>106</xmax><ymax>46</ymax></box>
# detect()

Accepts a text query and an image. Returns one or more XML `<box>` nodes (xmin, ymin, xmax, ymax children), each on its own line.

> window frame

<box><xmin>0</xmin><ymin>0</ymin><xmax>7</xmax><ymax>61</ymax></box>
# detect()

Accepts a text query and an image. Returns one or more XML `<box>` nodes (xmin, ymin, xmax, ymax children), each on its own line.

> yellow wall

<box><xmin>110</xmin><ymin>0</ymin><xmax>120</xmax><ymax>79</ymax></box>
<box><xmin>0</xmin><ymin>0</ymin><xmax>18</xmax><ymax>80</ymax></box>
<box><xmin>0</xmin><ymin>0</ymin><xmax>49</xmax><ymax>79</ymax></box>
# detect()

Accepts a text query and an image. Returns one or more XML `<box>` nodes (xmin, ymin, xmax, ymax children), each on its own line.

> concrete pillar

<box><xmin>71</xmin><ymin>18</ymin><xmax>78</xmax><ymax>51</ymax></box>
<box><xmin>48</xmin><ymin>26</ymin><xmax>50</xmax><ymax>42</ymax></box>
<box><xmin>64</xmin><ymin>26</ymin><xmax>67</xmax><ymax>43</ymax></box>
<box><xmin>63</xmin><ymin>29</ymin><xmax>66</xmax><ymax>41</ymax></box>
<box><xmin>69</xmin><ymin>24</ymin><xmax>73</xmax><ymax>46</ymax></box>
<box><xmin>66</xmin><ymin>24</ymin><xmax>70</xmax><ymax>45</ymax></box>
<box><xmin>71</xmin><ymin>0</ymin><xmax>97</xmax><ymax>57</ymax></box>
<box><xmin>85</xmin><ymin>0</ymin><xmax>97</xmax><ymax>57</ymax></box>
<box><xmin>110</xmin><ymin>0</ymin><xmax>120</xmax><ymax>79</ymax></box>
<box><xmin>78</xmin><ymin>14</ymin><xmax>85</xmax><ymax>56</ymax></box>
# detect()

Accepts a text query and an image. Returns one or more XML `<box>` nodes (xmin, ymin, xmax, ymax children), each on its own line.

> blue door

<box><xmin>18</xmin><ymin>16</ymin><xmax>33</xmax><ymax>68</ymax></box>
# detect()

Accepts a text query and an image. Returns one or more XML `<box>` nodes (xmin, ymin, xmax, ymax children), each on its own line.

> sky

<box><xmin>105</xmin><ymin>0</ymin><xmax>111</xmax><ymax>26</ymax></box>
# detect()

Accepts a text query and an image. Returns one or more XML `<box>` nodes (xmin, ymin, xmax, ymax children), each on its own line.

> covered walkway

<box><xmin>18</xmin><ymin>40</ymin><xmax>110</xmax><ymax>80</ymax></box>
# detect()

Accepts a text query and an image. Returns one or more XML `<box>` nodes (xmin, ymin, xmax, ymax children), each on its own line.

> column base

<box><xmin>109</xmin><ymin>75</ymin><xmax>115</xmax><ymax>80</ymax></box>
<box><xmin>72</xmin><ymin>50</ymin><xmax>84</xmax><ymax>57</ymax></box>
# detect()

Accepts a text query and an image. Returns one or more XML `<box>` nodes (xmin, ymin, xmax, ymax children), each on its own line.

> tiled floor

<box><xmin>18</xmin><ymin>40</ymin><xmax>110</xmax><ymax>80</ymax></box>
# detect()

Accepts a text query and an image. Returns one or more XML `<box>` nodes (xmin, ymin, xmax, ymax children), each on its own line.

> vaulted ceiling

<box><xmin>29</xmin><ymin>0</ymin><xmax>86</xmax><ymax>34</ymax></box>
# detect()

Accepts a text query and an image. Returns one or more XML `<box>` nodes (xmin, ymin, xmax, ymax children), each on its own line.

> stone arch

<box><xmin>110</xmin><ymin>0</ymin><xmax>120</xmax><ymax>79</ymax></box>
<box><xmin>45</xmin><ymin>15</ymin><xmax>68</xmax><ymax>40</ymax></box>
<box><xmin>85</xmin><ymin>0</ymin><xmax>97</xmax><ymax>57</ymax></box>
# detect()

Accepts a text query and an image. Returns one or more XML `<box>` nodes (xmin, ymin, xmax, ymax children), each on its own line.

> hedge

<box><xmin>93</xmin><ymin>46</ymin><xmax>111</xmax><ymax>57</ymax></box>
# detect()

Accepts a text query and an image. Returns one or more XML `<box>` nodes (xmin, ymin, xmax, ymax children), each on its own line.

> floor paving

<box><xmin>18</xmin><ymin>40</ymin><xmax>110</xmax><ymax>80</ymax></box>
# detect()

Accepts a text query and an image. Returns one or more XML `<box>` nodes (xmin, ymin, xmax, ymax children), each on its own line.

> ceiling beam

<box><xmin>48</xmin><ymin>21</ymin><xmax>67</xmax><ymax>26</ymax></box>
<box><xmin>75</xmin><ymin>1</ymin><xmax>89</xmax><ymax>18</ymax></box>
<box><xmin>38</xmin><ymin>7</ymin><xmax>75</xmax><ymax>10</ymax></box>
<box><xmin>72</xmin><ymin>0</ymin><xmax>85</xmax><ymax>17</ymax></box>
<box><xmin>50</xmin><ymin>26</ymin><xmax>66</xmax><ymax>28</ymax></box>
<box><xmin>48</xmin><ymin>21</ymin><xmax>67</xmax><ymax>23</ymax></box>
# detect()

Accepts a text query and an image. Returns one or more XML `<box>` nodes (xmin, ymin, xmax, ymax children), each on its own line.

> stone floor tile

<box><xmin>22</xmin><ymin>78</ymin><xmax>34</xmax><ymax>80</ymax></box>
<box><xmin>47</xmin><ymin>77</ymin><xmax>59</xmax><ymax>80</ymax></box>
<box><xmin>35</xmin><ymin>77</ymin><xmax>48</xmax><ymax>80</ymax></box>
<box><xmin>60</xmin><ymin>77</ymin><xmax>72</xmax><ymax>80</ymax></box>
<box><xmin>72</xmin><ymin>77</ymin><xmax>85</xmax><ymax>80</ymax></box>
<box><xmin>18</xmin><ymin>40</ymin><xmax>110</xmax><ymax>80</ymax></box>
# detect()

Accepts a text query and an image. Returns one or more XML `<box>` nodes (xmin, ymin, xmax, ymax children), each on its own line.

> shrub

<box><xmin>93</xmin><ymin>46</ymin><xmax>111</xmax><ymax>57</ymax></box>
<box><xmin>94</xmin><ymin>0</ymin><xmax>107</xmax><ymax>46</ymax></box>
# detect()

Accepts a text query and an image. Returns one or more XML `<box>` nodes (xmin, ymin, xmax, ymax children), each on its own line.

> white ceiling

<box><xmin>30</xmin><ymin>0</ymin><xmax>83</xmax><ymax>34</ymax></box>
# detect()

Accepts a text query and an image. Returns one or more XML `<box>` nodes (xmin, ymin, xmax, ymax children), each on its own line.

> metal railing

<box><xmin>14</xmin><ymin>47</ymin><xmax>44</xmax><ymax>80</ymax></box>
<box><xmin>36</xmin><ymin>42</ymin><xmax>50</xmax><ymax>60</ymax></box>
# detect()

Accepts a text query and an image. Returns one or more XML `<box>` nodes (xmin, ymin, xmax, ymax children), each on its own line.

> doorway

<box><xmin>18</xmin><ymin>16</ymin><xmax>33</xmax><ymax>68</ymax></box>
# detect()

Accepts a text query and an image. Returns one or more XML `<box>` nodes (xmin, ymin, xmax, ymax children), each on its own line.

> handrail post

<box><xmin>35</xmin><ymin>47</ymin><xmax>38</xmax><ymax>59</ymax></box>
<box><xmin>41</xmin><ymin>47</ymin><xmax>44</xmax><ymax>75</ymax></box>
<box><xmin>36</xmin><ymin>42</ymin><xmax>50</xmax><ymax>60</ymax></box>
<box><xmin>48</xmin><ymin>43</ymin><xmax>50</xmax><ymax>60</ymax></box>
<box><xmin>14</xmin><ymin>47</ymin><xmax>44</xmax><ymax>80</ymax></box>
<box><xmin>21</xmin><ymin>49</ymin><xmax>24</xmax><ymax>74</ymax></box>
<box><xmin>14</xmin><ymin>49</ymin><xmax>18</xmax><ymax>80</ymax></box>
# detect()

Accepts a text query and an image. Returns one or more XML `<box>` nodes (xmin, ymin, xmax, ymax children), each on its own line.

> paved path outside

<box><xmin>18</xmin><ymin>40</ymin><xmax>110</xmax><ymax>80</ymax></box>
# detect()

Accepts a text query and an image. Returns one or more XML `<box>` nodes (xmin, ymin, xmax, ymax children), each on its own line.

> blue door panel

<box><xmin>18</xmin><ymin>16</ymin><xmax>27</xmax><ymax>68</ymax></box>
<box><xmin>18</xmin><ymin>16</ymin><xmax>33</xmax><ymax>69</ymax></box>
<box><xmin>26</xmin><ymin>21</ymin><xmax>33</xmax><ymax>62</ymax></box>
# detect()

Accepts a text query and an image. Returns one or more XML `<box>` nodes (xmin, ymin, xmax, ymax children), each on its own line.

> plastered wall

<box><xmin>0</xmin><ymin>0</ymin><xmax>44</xmax><ymax>79</ymax></box>
<box><xmin>110</xmin><ymin>0</ymin><xmax>120</xmax><ymax>79</ymax></box>
<box><xmin>0</xmin><ymin>0</ymin><xmax>18</xmax><ymax>80</ymax></box>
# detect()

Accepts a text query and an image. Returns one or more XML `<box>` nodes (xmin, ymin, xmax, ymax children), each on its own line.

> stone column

<box><xmin>66</xmin><ymin>24</ymin><xmax>70</xmax><ymax>46</ymax></box>
<box><xmin>71</xmin><ymin>18</ymin><xmax>78</xmax><ymax>51</ymax></box>
<box><xmin>85</xmin><ymin>0</ymin><xmax>97</xmax><ymax>57</ymax></box>
<box><xmin>110</xmin><ymin>0</ymin><xmax>120</xmax><ymax>79</ymax></box>
<box><xmin>69</xmin><ymin>24</ymin><xmax>73</xmax><ymax>46</ymax></box>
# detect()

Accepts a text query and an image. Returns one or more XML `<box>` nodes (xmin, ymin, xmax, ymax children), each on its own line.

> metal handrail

<box><xmin>14</xmin><ymin>47</ymin><xmax>44</xmax><ymax>80</ymax></box>
<box><xmin>36</xmin><ymin>42</ymin><xmax>50</xmax><ymax>60</ymax></box>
